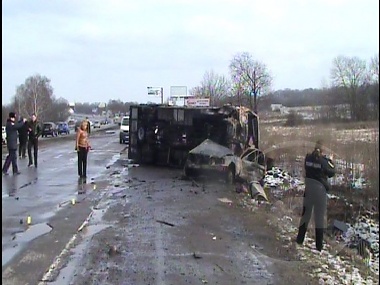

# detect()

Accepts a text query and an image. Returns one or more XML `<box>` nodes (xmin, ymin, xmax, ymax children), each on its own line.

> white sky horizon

<box><xmin>2</xmin><ymin>0</ymin><xmax>379</xmax><ymax>105</ymax></box>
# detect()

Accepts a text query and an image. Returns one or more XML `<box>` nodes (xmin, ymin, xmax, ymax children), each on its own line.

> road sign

<box><xmin>170</xmin><ymin>86</ymin><xmax>187</xmax><ymax>98</ymax></box>
<box><xmin>184</xmin><ymin>98</ymin><xmax>210</xmax><ymax>107</ymax></box>
<box><xmin>147</xmin><ymin>87</ymin><xmax>162</xmax><ymax>96</ymax></box>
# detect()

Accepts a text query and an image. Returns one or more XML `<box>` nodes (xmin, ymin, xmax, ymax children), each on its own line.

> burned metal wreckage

<box><xmin>128</xmin><ymin>104</ymin><xmax>261</xmax><ymax>168</ymax></box>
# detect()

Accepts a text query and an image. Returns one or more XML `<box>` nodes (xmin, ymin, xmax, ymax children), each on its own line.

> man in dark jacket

<box><xmin>18</xmin><ymin>117</ymin><xmax>29</xmax><ymax>158</ymax></box>
<box><xmin>27</xmin><ymin>114</ymin><xmax>41</xmax><ymax>168</ymax></box>
<box><xmin>296</xmin><ymin>140</ymin><xmax>336</xmax><ymax>252</ymax></box>
<box><xmin>2</xmin><ymin>112</ymin><xmax>27</xmax><ymax>175</ymax></box>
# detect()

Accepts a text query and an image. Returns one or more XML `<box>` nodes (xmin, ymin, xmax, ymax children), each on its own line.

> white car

<box><xmin>2</xmin><ymin>126</ymin><xmax>6</xmax><ymax>145</ymax></box>
<box><xmin>93</xmin><ymin>121</ymin><xmax>101</xmax><ymax>128</ymax></box>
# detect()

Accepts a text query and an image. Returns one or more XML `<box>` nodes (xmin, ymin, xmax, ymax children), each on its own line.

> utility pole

<box><xmin>161</xmin><ymin>87</ymin><xmax>164</xmax><ymax>104</ymax></box>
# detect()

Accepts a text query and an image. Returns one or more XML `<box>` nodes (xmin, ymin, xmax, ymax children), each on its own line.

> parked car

<box><xmin>2</xmin><ymin>126</ymin><xmax>6</xmax><ymax>145</ymax></box>
<box><xmin>42</xmin><ymin>122</ymin><xmax>58</xmax><ymax>137</ymax></box>
<box><xmin>93</xmin><ymin>121</ymin><xmax>101</xmax><ymax>128</ymax></box>
<box><xmin>119</xmin><ymin>115</ymin><xmax>129</xmax><ymax>144</ymax></box>
<box><xmin>57</xmin><ymin>122</ymin><xmax>70</xmax><ymax>135</ymax></box>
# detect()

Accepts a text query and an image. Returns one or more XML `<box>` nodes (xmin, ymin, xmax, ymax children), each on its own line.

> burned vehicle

<box><xmin>184</xmin><ymin>139</ymin><xmax>267</xmax><ymax>184</ymax></box>
<box><xmin>128</xmin><ymin>104</ymin><xmax>260</xmax><ymax>168</ymax></box>
<box><xmin>184</xmin><ymin>139</ymin><xmax>238</xmax><ymax>183</ymax></box>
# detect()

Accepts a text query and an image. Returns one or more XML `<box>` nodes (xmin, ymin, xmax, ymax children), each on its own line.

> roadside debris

<box><xmin>249</xmin><ymin>181</ymin><xmax>269</xmax><ymax>201</ymax></box>
<box><xmin>342</xmin><ymin>216</ymin><xmax>379</xmax><ymax>275</ymax></box>
<box><xmin>215</xmin><ymin>264</ymin><xmax>225</xmax><ymax>272</ymax></box>
<box><xmin>264</xmin><ymin>167</ymin><xmax>304</xmax><ymax>193</ymax></box>
<box><xmin>107</xmin><ymin>244</ymin><xmax>121</xmax><ymax>256</ymax></box>
<box><xmin>156</xmin><ymin>220</ymin><xmax>175</xmax><ymax>227</ymax></box>
<box><xmin>218</xmin><ymin>197</ymin><xmax>233</xmax><ymax>204</ymax></box>
<box><xmin>192</xmin><ymin>252</ymin><xmax>202</xmax><ymax>259</ymax></box>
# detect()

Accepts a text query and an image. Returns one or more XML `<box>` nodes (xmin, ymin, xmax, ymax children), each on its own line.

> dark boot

<box><xmin>315</xmin><ymin>228</ymin><xmax>324</xmax><ymax>251</ymax></box>
<box><xmin>296</xmin><ymin>223</ymin><xmax>308</xmax><ymax>245</ymax></box>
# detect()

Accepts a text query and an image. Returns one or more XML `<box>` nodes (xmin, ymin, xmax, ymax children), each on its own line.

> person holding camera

<box><xmin>296</xmin><ymin>140</ymin><xmax>336</xmax><ymax>252</ymax></box>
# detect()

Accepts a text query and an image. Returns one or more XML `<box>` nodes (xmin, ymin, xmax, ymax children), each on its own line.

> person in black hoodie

<box><xmin>296</xmin><ymin>140</ymin><xmax>336</xmax><ymax>252</ymax></box>
<box><xmin>2</xmin><ymin>112</ymin><xmax>27</xmax><ymax>175</ymax></box>
<box><xmin>18</xmin><ymin>117</ymin><xmax>29</xmax><ymax>159</ymax></box>
<box><xmin>27</xmin><ymin>114</ymin><xmax>41</xmax><ymax>168</ymax></box>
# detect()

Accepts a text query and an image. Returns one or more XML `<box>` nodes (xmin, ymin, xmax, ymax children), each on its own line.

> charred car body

<box><xmin>128</xmin><ymin>104</ymin><xmax>260</xmax><ymax>168</ymax></box>
<box><xmin>184</xmin><ymin>139</ymin><xmax>267</xmax><ymax>184</ymax></box>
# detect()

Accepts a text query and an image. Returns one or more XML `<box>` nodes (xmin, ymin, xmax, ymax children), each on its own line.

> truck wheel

<box><xmin>226</xmin><ymin>165</ymin><xmax>236</xmax><ymax>184</ymax></box>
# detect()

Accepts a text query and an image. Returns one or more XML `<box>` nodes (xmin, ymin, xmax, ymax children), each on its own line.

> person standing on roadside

<box><xmin>2</xmin><ymin>112</ymin><xmax>27</xmax><ymax>175</ymax></box>
<box><xmin>27</xmin><ymin>114</ymin><xmax>41</xmax><ymax>168</ymax></box>
<box><xmin>296</xmin><ymin>140</ymin><xmax>336</xmax><ymax>252</ymax></box>
<box><xmin>17</xmin><ymin>117</ymin><xmax>29</xmax><ymax>159</ymax></box>
<box><xmin>76</xmin><ymin>120</ymin><xmax>91</xmax><ymax>178</ymax></box>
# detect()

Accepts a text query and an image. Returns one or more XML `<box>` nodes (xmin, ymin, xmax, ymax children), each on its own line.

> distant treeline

<box><xmin>259</xmin><ymin>85</ymin><xmax>378</xmax><ymax>109</ymax></box>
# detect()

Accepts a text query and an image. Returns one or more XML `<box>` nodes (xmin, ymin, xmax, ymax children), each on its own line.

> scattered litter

<box><xmin>218</xmin><ymin>197</ymin><xmax>233</xmax><ymax>204</ymax></box>
<box><xmin>27</xmin><ymin>215</ymin><xmax>32</xmax><ymax>225</ymax></box>
<box><xmin>191</xmin><ymin>179</ymin><xmax>199</xmax><ymax>187</ymax></box>
<box><xmin>342</xmin><ymin>216</ymin><xmax>379</xmax><ymax>274</ymax></box>
<box><xmin>215</xmin><ymin>264</ymin><xmax>225</xmax><ymax>272</ymax></box>
<box><xmin>212</xmin><ymin>236</ymin><xmax>217</xmax><ymax>240</ymax></box>
<box><xmin>156</xmin><ymin>220</ymin><xmax>175</xmax><ymax>227</ymax></box>
<box><xmin>264</xmin><ymin>167</ymin><xmax>304</xmax><ymax>196</ymax></box>
<box><xmin>108</xmin><ymin>244</ymin><xmax>121</xmax><ymax>256</ymax></box>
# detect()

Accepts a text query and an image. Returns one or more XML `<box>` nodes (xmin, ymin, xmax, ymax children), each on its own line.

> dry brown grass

<box><xmin>260</xmin><ymin>115</ymin><xmax>379</xmax><ymax>211</ymax></box>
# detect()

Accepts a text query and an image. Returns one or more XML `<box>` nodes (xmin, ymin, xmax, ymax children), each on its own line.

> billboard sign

<box><xmin>147</xmin><ymin>87</ymin><xmax>162</xmax><ymax>96</ymax></box>
<box><xmin>170</xmin><ymin>86</ymin><xmax>187</xmax><ymax>98</ymax></box>
<box><xmin>184</xmin><ymin>98</ymin><xmax>210</xmax><ymax>107</ymax></box>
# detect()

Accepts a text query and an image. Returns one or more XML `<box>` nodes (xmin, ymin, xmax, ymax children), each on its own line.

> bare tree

<box><xmin>369</xmin><ymin>53</ymin><xmax>379</xmax><ymax>118</ymax></box>
<box><xmin>45</xmin><ymin>97</ymin><xmax>70</xmax><ymax>122</ymax></box>
<box><xmin>199</xmin><ymin>70</ymin><xmax>230</xmax><ymax>106</ymax></box>
<box><xmin>370</xmin><ymin>53</ymin><xmax>379</xmax><ymax>83</ymax></box>
<box><xmin>330</xmin><ymin>55</ymin><xmax>371</xmax><ymax>120</ymax></box>
<box><xmin>15</xmin><ymin>74</ymin><xmax>54</xmax><ymax>121</ymax></box>
<box><xmin>189</xmin><ymin>86</ymin><xmax>205</xmax><ymax>97</ymax></box>
<box><xmin>229</xmin><ymin>52</ymin><xmax>272</xmax><ymax>113</ymax></box>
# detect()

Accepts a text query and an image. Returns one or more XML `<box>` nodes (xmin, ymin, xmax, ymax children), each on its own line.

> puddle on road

<box><xmin>2</xmin><ymin>223</ymin><xmax>53</xmax><ymax>266</ymax></box>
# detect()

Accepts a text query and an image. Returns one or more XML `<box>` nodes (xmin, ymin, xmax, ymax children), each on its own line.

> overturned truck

<box><xmin>128</xmin><ymin>104</ymin><xmax>260</xmax><ymax>168</ymax></box>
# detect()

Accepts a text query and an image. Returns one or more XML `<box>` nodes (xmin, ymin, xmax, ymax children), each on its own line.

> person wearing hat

<box><xmin>295</xmin><ymin>140</ymin><xmax>336</xmax><ymax>252</ymax></box>
<box><xmin>2</xmin><ymin>112</ymin><xmax>27</xmax><ymax>175</ymax></box>
<box><xmin>17</xmin><ymin>116</ymin><xmax>29</xmax><ymax>159</ymax></box>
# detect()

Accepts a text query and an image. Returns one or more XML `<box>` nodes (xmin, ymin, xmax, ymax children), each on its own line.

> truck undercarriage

<box><xmin>128</xmin><ymin>104</ymin><xmax>260</xmax><ymax>168</ymax></box>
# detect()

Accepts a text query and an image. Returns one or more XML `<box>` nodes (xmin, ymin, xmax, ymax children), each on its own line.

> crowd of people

<box><xmin>2</xmin><ymin>112</ymin><xmax>91</xmax><ymax>179</ymax></box>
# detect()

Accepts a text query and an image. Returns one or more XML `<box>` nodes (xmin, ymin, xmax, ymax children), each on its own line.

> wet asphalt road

<box><xmin>2</xmin><ymin>126</ymin><xmax>124</xmax><ymax>284</ymax></box>
<box><xmin>2</xmin><ymin>128</ymin><xmax>314</xmax><ymax>285</ymax></box>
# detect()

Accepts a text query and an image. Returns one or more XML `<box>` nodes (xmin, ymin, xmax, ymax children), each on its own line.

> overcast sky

<box><xmin>2</xmin><ymin>0</ymin><xmax>379</xmax><ymax>105</ymax></box>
